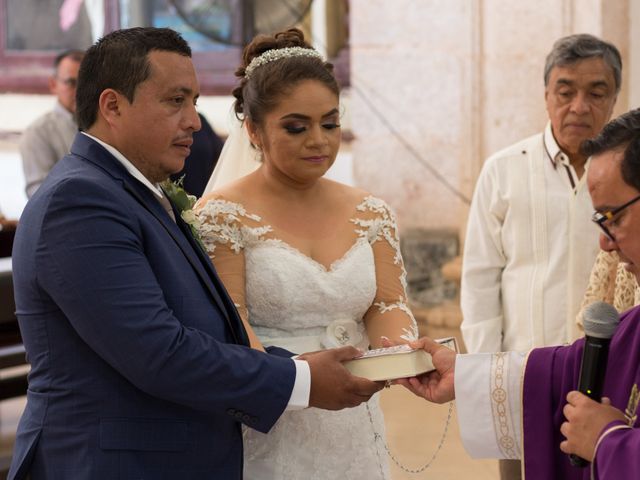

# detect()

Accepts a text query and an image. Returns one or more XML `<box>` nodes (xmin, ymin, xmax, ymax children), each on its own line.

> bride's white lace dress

<box><xmin>195</xmin><ymin>195</ymin><xmax>418</xmax><ymax>480</ymax></box>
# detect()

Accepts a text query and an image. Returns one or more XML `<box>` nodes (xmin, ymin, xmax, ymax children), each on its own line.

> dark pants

<box><xmin>499</xmin><ymin>459</ymin><xmax>522</xmax><ymax>480</ymax></box>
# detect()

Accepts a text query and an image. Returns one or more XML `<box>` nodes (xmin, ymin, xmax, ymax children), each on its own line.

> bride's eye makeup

<box><xmin>284</xmin><ymin>124</ymin><xmax>306</xmax><ymax>134</ymax></box>
<box><xmin>280</xmin><ymin>107</ymin><xmax>340</xmax><ymax>136</ymax></box>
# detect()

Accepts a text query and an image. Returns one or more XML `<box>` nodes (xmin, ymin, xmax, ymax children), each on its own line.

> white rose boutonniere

<box><xmin>160</xmin><ymin>177</ymin><xmax>205</xmax><ymax>250</ymax></box>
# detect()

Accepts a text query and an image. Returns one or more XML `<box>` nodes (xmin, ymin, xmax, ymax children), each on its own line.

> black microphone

<box><xmin>569</xmin><ymin>301</ymin><xmax>619</xmax><ymax>468</ymax></box>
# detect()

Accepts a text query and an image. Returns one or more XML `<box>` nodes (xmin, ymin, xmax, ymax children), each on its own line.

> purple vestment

<box><xmin>523</xmin><ymin>305</ymin><xmax>640</xmax><ymax>479</ymax></box>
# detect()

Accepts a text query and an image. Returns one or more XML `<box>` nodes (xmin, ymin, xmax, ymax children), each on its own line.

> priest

<box><xmin>399</xmin><ymin>108</ymin><xmax>640</xmax><ymax>479</ymax></box>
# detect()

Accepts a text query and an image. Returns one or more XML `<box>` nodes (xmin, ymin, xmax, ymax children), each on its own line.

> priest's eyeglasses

<box><xmin>592</xmin><ymin>193</ymin><xmax>640</xmax><ymax>241</ymax></box>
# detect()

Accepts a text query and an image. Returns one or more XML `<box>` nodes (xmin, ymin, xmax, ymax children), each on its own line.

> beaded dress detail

<box><xmin>195</xmin><ymin>195</ymin><xmax>418</xmax><ymax>480</ymax></box>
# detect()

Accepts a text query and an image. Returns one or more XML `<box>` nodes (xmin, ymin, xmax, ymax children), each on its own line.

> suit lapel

<box><xmin>72</xmin><ymin>134</ymin><xmax>249</xmax><ymax>346</ymax></box>
<box><xmin>123</xmin><ymin>182</ymin><xmax>248</xmax><ymax>346</ymax></box>
<box><xmin>169</xmin><ymin>198</ymin><xmax>250</xmax><ymax>346</ymax></box>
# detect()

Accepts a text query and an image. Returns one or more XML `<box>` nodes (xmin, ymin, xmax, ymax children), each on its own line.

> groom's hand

<box><xmin>395</xmin><ymin>337</ymin><xmax>456</xmax><ymax>404</ymax></box>
<box><xmin>299</xmin><ymin>346</ymin><xmax>383</xmax><ymax>410</ymax></box>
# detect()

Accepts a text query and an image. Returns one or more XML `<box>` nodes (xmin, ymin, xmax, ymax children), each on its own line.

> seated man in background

<box><xmin>20</xmin><ymin>49</ymin><xmax>83</xmax><ymax>198</ymax></box>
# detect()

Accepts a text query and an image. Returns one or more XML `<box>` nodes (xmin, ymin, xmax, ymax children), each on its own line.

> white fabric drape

<box><xmin>203</xmin><ymin>111</ymin><xmax>261</xmax><ymax>193</ymax></box>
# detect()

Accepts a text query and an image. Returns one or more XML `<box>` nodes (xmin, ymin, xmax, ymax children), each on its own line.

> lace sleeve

<box><xmin>353</xmin><ymin>196</ymin><xmax>419</xmax><ymax>348</ymax></box>
<box><xmin>194</xmin><ymin>198</ymin><xmax>266</xmax><ymax>349</ymax></box>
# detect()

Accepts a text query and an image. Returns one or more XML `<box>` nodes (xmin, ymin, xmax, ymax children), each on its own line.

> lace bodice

<box><xmin>195</xmin><ymin>195</ymin><xmax>418</xmax><ymax>349</ymax></box>
<box><xmin>195</xmin><ymin>194</ymin><xmax>417</xmax><ymax>479</ymax></box>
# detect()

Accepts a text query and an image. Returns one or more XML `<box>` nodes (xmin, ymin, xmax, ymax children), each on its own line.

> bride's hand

<box><xmin>394</xmin><ymin>337</ymin><xmax>456</xmax><ymax>404</ymax></box>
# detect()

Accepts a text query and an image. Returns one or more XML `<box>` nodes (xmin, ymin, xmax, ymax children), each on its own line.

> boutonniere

<box><xmin>160</xmin><ymin>177</ymin><xmax>205</xmax><ymax>250</ymax></box>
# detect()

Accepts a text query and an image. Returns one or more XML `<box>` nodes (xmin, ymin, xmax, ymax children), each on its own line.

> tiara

<box><xmin>244</xmin><ymin>46</ymin><xmax>323</xmax><ymax>79</ymax></box>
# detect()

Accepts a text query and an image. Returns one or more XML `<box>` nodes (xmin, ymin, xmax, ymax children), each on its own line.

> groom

<box><xmin>9</xmin><ymin>27</ymin><xmax>382</xmax><ymax>480</ymax></box>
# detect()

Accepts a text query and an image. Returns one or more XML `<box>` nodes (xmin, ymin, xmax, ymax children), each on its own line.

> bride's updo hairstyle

<box><xmin>233</xmin><ymin>28</ymin><xmax>339</xmax><ymax>126</ymax></box>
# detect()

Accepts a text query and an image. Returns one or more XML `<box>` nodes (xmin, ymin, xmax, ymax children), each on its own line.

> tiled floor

<box><xmin>0</xmin><ymin>389</ymin><xmax>499</xmax><ymax>479</ymax></box>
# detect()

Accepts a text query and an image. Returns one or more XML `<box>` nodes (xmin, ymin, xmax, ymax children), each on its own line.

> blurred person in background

<box><xmin>20</xmin><ymin>49</ymin><xmax>84</xmax><ymax>198</ymax></box>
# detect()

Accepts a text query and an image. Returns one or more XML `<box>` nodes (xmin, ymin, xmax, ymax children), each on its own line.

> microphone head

<box><xmin>583</xmin><ymin>301</ymin><xmax>619</xmax><ymax>339</ymax></box>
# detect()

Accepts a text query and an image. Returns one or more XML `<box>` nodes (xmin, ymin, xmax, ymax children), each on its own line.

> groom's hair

<box><xmin>582</xmin><ymin>108</ymin><xmax>640</xmax><ymax>191</ymax></box>
<box><xmin>76</xmin><ymin>27</ymin><xmax>191</xmax><ymax>131</ymax></box>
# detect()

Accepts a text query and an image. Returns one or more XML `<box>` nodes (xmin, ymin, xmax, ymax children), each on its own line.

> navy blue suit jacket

<box><xmin>9</xmin><ymin>134</ymin><xmax>296</xmax><ymax>479</ymax></box>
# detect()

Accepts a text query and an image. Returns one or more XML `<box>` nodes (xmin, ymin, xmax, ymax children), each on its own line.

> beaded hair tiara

<box><xmin>244</xmin><ymin>46</ymin><xmax>323</xmax><ymax>79</ymax></box>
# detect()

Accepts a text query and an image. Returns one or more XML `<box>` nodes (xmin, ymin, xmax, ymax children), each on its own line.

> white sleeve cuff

<box><xmin>455</xmin><ymin>352</ymin><xmax>525</xmax><ymax>459</ymax></box>
<box><xmin>286</xmin><ymin>359</ymin><xmax>310</xmax><ymax>410</ymax></box>
<box><xmin>459</xmin><ymin>316</ymin><xmax>502</xmax><ymax>353</ymax></box>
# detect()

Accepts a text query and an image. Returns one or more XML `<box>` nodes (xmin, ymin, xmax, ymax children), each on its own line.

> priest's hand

<box><xmin>559</xmin><ymin>391</ymin><xmax>627</xmax><ymax>462</ymax></box>
<box><xmin>300</xmin><ymin>346</ymin><xmax>384</xmax><ymax>410</ymax></box>
<box><xmin>394</xmin><ymin>337</ymin><xmax>455</xmax><ymax>404</ymax></box>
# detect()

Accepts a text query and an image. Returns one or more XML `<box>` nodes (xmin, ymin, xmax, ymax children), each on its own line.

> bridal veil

<box><xmin>203</xmin><ymin>111</ymin><xmax>261</xmax><ymax>194</ymax></box>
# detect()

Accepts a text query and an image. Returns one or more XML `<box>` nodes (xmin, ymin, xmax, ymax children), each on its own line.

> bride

<box><xmin>195</xmin><ymin>28</ymin><xmax>418</xmax><ymax>480</ymax></box>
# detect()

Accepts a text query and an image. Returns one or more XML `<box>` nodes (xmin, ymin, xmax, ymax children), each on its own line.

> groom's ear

<box><xmin>98</xmin><ymin>89</ymin><xmax>123</xmax><ymax>128</ymax></box>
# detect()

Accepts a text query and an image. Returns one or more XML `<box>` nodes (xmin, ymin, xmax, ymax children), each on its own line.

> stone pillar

<box><xmin>350</xmin><ymin>0</ymin><xmax>476</xmax><ymax>233</ymax></box>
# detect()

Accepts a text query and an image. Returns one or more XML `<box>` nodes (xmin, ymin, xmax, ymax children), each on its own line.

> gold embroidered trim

<box><xmin>490</xmin><ymin>353</ymin><xmax>518</xmax><ymax>459</ymax></box>
<box><xmin>625</xmin><ymin>383</ymin><xmax>639</xmax><ymax>426</ymax></box>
